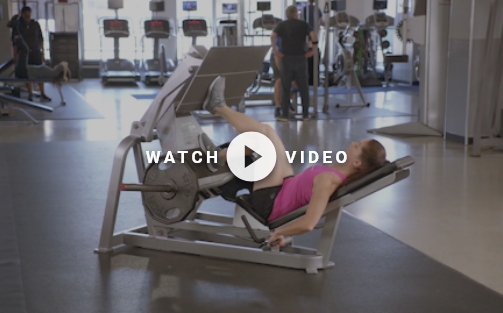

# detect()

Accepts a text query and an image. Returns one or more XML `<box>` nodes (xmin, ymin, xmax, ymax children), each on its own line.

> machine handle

<box><xmin>240</xmin><ymin>215</ymin><xmax>292</xmax><ymax>250</ymax></box>
<box><xmin>263</xmin><ymin>236</ymin><xmax>293</xmax><ymax>251</ymax></box>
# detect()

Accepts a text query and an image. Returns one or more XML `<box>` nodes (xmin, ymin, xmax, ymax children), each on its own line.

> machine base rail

<box><xmin>96</xmin><ymin>226</ymin><xmax>333</xmax><ymax>274</ymax></box>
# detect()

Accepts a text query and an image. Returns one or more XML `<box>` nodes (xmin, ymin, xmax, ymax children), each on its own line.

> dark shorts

<box><xmin>217</xmin><ymin>176</ymin><xmax>283</xmax><ymax>222</ymax></box>
<box><xmin>251</xmin><ymin>185</ymin><xmax>283</xmax><ymax>221</ymax></box>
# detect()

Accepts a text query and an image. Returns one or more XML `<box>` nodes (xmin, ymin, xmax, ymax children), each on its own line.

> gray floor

<box><xmin>1</xmin><ymin>141</ymin><xmax>503</xmax><ymax>313</ymax></box>
<box><xmin>1</xmin><ymin>80</ymin><xmax>503</xmax><ymax>312</ymax></box>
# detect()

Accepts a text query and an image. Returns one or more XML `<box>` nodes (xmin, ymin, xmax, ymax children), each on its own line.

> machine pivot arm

<box><xmin>120</xmin><ymin>183</ymin><xmax>176</xmax><ymax>192</ymax></box>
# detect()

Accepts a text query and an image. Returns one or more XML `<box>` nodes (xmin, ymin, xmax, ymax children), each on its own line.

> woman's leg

<box><xmin>214</xmin><ymin>106</ymin><xmax>294</xmax><ymax>190</ymax></box>
<box><xmin>272</xmin><ymin>56</ymin><xmax>282</xmax><ymax>114</ymax></box>
<box><xmin>25</xmin><ymin>83</ymin><xmax>33</xmax><ymax>99</ymax></box>
<box><xmin>53</xmin><ymin>62</ymin><xmax>69</xmax><ymax>81</ymax></box>
<box><xmin>274</xmin><ymin>78</ymin><xmax>282</xmax><ymax>108</ymax></box>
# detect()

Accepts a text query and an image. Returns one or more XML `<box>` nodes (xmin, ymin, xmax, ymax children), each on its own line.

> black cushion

<box><xmin>235</xmin><ymin>195</ymin><xmax>268</xmax><ymax>226</ymax></box>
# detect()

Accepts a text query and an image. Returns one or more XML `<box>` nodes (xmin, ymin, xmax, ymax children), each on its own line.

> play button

<box><xmin>226</xmin><ymin>132</ymin><xmax>277</xmax><ymax>182</ymax></box>
<box><xmin>245</xmin><ymin>146</ymin><xmax>262</xmax><ymax>167</ymax></box>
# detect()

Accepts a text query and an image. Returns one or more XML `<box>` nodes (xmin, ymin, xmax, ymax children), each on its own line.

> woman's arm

<box><xmin>268</xmin><ymin>172</ymin><xmax>342</xmax><ymax>246</ymax></box>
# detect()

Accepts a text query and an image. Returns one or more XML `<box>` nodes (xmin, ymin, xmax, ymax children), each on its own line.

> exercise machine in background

<box><xmin>326</xmin><ymin>0</ymin><xmax>360</xmax><ymax>86</ymax></box>
<box><xmin>364</xmin><ymin>0</ymin><xmax>409</xmax><ymax>87</ymax></box>
<box><xmin>181</xmin><ymin>1</ymin><xmax>209</xmax><ymax>46</ymax></box>
<box><xmin>393</xmin><ymin>0</ymin><xmax>420</xmax><ymax>85</ymax></box>
<box><xmin>140</xmin><ymin>1</ymin><xmax>176</xmax><ymax>85</ymax></box>
<box><xmin>367</xmin><ymin>0</ymin><xmax>443</xmax><ymax>137</ymax></box>
<box><xmin>244</xmin><ymin>1</ymin><xmax>281</xmax><ymax>106</ymax></box>
<box><xmin>100</xmin><ymin>0</ymin><xmax>140</xmax><ymax>85</ymax></box>
<box><xmin>215</xmin><ymin>3</ymin><xmax>239</xmax><ymax>47</ymax></box>
<box><xmin>353</xmin><ymin>1</ymin><xmax>393</xmax><ymax>87</ymax></box>
<box><xmin>251</xmin><ymin>1</ymin><xmax>281</xmax><ymax>45</ymax></box>
<box><xmin>322</xmin><ymin>0</ymin><xmax>369</xmax><ymax>109</ymax></box>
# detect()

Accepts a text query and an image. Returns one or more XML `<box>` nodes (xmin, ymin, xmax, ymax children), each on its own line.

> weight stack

<box><xmin>49</xmin><ymin>32</ymin><xmax>82</xmax><ymax>81</ymax></box>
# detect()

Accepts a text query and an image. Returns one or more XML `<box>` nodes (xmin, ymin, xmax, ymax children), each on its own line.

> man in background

<box><xmin>272</xmin><ymin>5</ymin><xmax>318</xmax><ymax>121</ymax></box>
<box><xmin>12</xmin><ymin>6</ymin><xmax>52</xmax><ymax>102</ymax></box>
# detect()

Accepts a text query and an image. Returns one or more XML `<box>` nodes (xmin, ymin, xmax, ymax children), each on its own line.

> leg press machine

<box><xmin>95</xmin><ymin>46</ymin><xmax>414</xmax><ymax>274</ymax></box>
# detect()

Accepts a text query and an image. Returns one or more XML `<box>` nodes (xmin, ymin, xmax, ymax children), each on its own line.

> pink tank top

<box><xmin>268</xmin><ymin>165</ymin><xmax>347</xmax><ymax>221</ymax></box>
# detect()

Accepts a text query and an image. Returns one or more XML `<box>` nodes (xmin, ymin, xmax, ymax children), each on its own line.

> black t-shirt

<box><xmin>11</xmin><ymin>19</ymin><xmax>43</xmax><ymax>52</ymax></box>
<box><xmin>273</xmin><ymin>19</ymin><xmax>312</xmax><ymax>56</ymax></box>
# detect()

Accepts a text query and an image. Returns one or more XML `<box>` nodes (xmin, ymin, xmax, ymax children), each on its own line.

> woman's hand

<box><xmin>274</xmin><ymin>50</ymin><xmax>284</xmax><ymax>58</ymax></box>
<box><xmin>268</xmin><ymin>232</ymin><xmax>285</xmax><ymax>248</ymax></box>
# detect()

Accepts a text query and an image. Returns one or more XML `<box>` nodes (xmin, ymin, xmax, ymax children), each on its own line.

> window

<box><xmin>82</xmin><ymin>0</ymin><xmax>151</xmax><ymax>60</ymax></box>
<box><xmin>243</xmin><ymin>0</ymin><xmax>284</xmax><ymax>46</ymax></box>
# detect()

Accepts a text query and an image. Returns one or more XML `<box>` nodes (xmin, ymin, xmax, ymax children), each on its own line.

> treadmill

<box><xmin>142</xmin><ymin>19</ymin><xmax>174</xmax><ymax>85</ymax></box>
<box><xmin>100</xmin><ymin>19</ymin><xmax>140</xmax><ymax>84</ymax></box>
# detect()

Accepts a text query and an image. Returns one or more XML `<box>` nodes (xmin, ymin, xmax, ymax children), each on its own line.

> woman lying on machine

<box><xmin>202</xmin><ymin>76</ymin><xmax>387</xmax><ymax>247</ymax></box>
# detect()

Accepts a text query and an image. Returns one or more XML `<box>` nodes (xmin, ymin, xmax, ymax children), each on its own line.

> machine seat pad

<box><xmin>235</xmin><ymin>194</ymin><xmax>268</xmax><ymax>226</ymax></box>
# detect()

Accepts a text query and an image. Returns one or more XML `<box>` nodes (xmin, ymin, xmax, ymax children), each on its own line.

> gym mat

<box><xmin>130</xmin><ymin>85</ymin><xmax>419</xmax><ymax>101</ymax></box>
<box><xmin>0</xmin><ymin>84</ymin><xmax>103</xmax><ymax>122</ymax></box>
<box><xmin>1</xmin><ymin>140</ymin><xmax>502</xmax><ymax>313</ymax></box>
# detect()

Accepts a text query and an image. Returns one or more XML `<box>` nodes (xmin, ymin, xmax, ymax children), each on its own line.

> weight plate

<box><xmin>142</xmin><ymin>155</ymin><xmax>199</xmax><ymax>224</ymax></box>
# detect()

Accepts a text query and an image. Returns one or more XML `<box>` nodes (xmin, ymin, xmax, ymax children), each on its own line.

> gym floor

<box><xmin>1</xmin><ymin>80</ymin><xmax>503</xmax><ymax>312</ymax></box>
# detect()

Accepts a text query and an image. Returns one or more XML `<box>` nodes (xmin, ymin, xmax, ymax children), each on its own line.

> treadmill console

<box><xmin>257</xmin><ymin>1</ymin><xmax>271</xmax><ymax>11</ymax></box>
<box><xmin>373</xmin><ymin>0</ymin><xmax>388</xmax><ymax>10</ymax></box>
<box><xmin>331</xmin><ymin>0</ymin><xmax>346</xmax><ymax>11</ymax></box>
<box><xmin>182</xmin><ymin>1</ymin><xmax>197</xmax><ymax>11</ymax></box>
<box><xmin>220</xmin><ymin>20</ymin><xmax>237</xmax><ymax>25</ymax></box>
<box><xmin>182</xmin><ymin>19</ymin><xmax>208</xmax><ymax>37</ymax></box>
<box><xmin>103</xmin><ymin>19</ymin><xmax>130</xmax><ymax>38</ymax></box>
<box><xmin>149</xmin><ymin>1</ymin><xmax>165</xmax><ymax>12</ymax></box>
<box><xmin>144</xmin><ymin>19</ymin><xmax>170</xmax><ymax>38</ymax></box>
<box><xmin>222</xmin><ymin>3</ymin><xmax>237</xmax><ymax>14</ymax></box>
